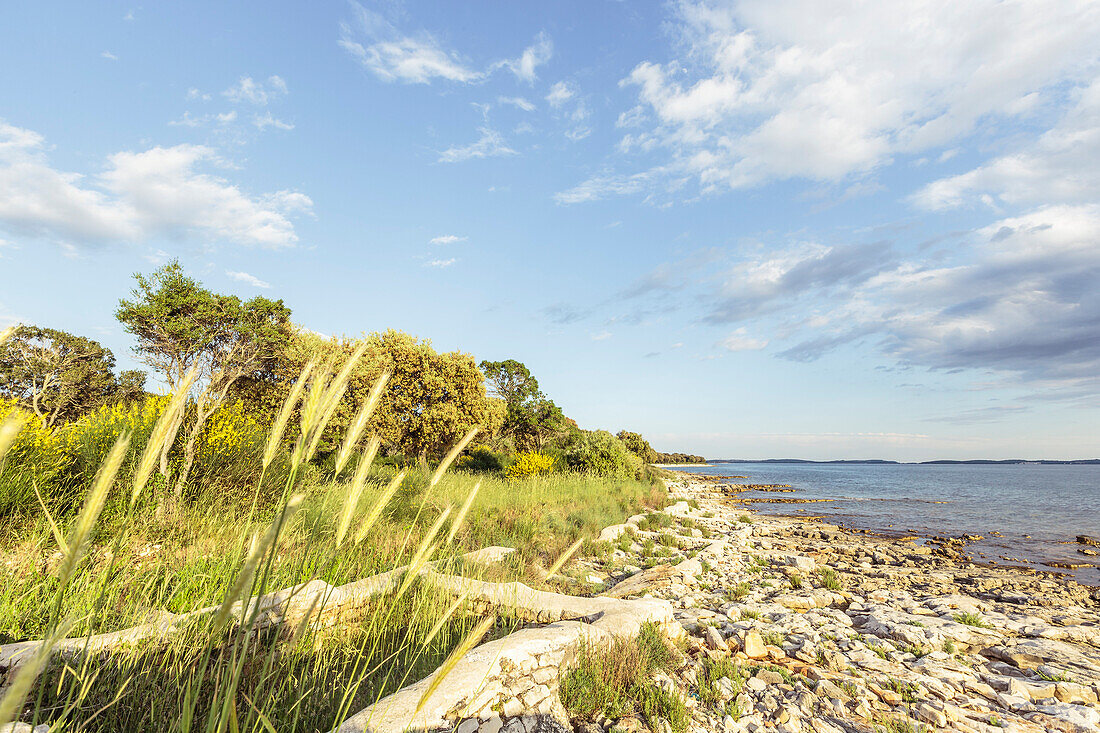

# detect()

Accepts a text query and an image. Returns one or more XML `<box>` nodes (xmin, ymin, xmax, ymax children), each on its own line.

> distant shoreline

<box><xmin>703</xmin><ymin>458</ymin><xmax>1100</xmax><ymax>465</ymax></box>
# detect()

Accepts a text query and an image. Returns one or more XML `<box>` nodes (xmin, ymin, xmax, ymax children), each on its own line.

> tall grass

<box><xmin>0</xmin><ymin>349</ymin><xmax>667</xmax><ymax>732</ymax></box>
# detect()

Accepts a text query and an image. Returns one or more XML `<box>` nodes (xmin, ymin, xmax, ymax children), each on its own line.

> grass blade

<box><xmin>429</xmin><ymin>427</ymin><xmax>479</xmax><ymax>488</ymax></box>
<box><xmin>414</xmin><ymin>615</ymin><xmax>496</xmax><ymax>715</ymax></box>
<box><xmin>547</xmin><ymin>537</ymin><xmax>585</xmax><ymax>577</ymax></box>
<box><xmin>335</xmin><ymin>435</ymin><xmax>380</xmax><ymax>547</ymax></box>
<box><xmin>445</xmin><ymin>480</ymin><xmax>480</xmax><ymax>546</ymax></box>
<box><xmin>334</xmin><ymin>370</ymin><xmax>390</xmax><ymax>476</ymax></box>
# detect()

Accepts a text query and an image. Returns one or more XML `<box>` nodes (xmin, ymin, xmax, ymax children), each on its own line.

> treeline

<box><xmin>0</xmin><ymin>261</ymin><xmax>692</xmax><ymax>517</ymax></box>
<box><xmin>653</xmin><ymin>452</ymin><xmax>707</xmax><ymax>464</ymax></box>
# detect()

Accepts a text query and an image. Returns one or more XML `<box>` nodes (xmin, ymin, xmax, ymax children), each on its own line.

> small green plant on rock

<box><xmin>952</xmin><ymin>612</ymin><xmax>991</xmax><ymax>629</ymax></box>
<box><xmin>559</xmin><ymin>622</ymin><xmax>687</xmax><ymax>733</ymax></box>
<box><xmin>817</xmin><ymin>567</ymin><xmax>842</xmax><ymax>590</ymax></box>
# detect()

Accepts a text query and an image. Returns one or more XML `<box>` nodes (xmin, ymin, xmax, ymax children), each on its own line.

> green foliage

<box><xmin>250</xmin><ymin>330</ymin><xmax>497</xmax><ymax>461</ymax></box>
<box><xmin>564</xmin><ymin>430</ymin><xmax>643</xmax><ymax>479</ymax></box>
<box><xmin>559</xmin><ymin>623</ymin><xmax>686</xmax><ymax>733</ymax></box>
<box><xmin>695</xmin><ymin>654</ymin><xmax>743</xmax><ymax>709</ymax></box>
<box><xmin>0</xmin><ymin>325</ymin><xmax>144</xmax><ymax>426</ymax></box>
<box><xmin>479</xmin><ymin>359</ymin><xmax>571</xmax><ymax>451</ymax></box>
<box><xmin>0</xmin><ymin>399</ymin><xmax>67</xmax><ymax>517</ymax></box>
<box><xmin>952</xmin><ymin>612</ymin><xmax>992</xmax><ymax>629</ymax></box>
<box><xmin>651</xmin><ymin>451</ymin><xmax>706</xmax><ymax>464</ymax></box>
<box><xmin>616</xmin><ymin>430</ymin><xmax>657</xmax><ymax>463</ymax></box>
<box><xmin>817</xmin><ymin>567</ymin><xmax>842</xmax><ymax>590</ymax></box>
<box><xmin>454</xmin><ymin>445</ymin><xmax>508</xmax><ymax>473</ymax></box>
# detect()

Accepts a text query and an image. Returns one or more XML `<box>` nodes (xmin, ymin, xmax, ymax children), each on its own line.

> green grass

<box><xmin>952</xmin><ymin>612</ymin><xmax>992</xmax><ymax>629</ymax></box>
<box><xmin>817</xmin><ymin>567</ymin><xmax>842</xmax><ymax>590</ymax></box>
<box><xmin>559</xmin><ymin>622</ymin><xmax>688</xmax><ymax>733</ymax></box>
<box><xmin>0</xmin><ymin>356</ymin><xmax>669</xmax><ymax>732</ymax></box>
<box><xmin>761</xmin><ymin>631</ymin><xmax>786</xmax><ymax>648</ymax></box>
<box><xmin>694</xmin><ymin>654</ymin><xmax>743</xmax><ymax>709</ymax></box>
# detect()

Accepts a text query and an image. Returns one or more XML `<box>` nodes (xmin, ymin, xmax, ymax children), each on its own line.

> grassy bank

<box><xmin>0</xmin><ymin>463</ymin><xmax>665</xmax><ymax>732</ymax></box>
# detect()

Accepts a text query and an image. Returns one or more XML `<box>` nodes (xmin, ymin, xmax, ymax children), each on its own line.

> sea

<box><xmin>666</xmin><ymin>462</ymin><xmax>1100</xmax><ymax>586</ymax></box>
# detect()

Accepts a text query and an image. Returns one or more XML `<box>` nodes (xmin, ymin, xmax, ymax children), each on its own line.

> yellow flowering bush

<box><xmin>505</xmin><ymin>451</ymin><xmax>555</xmax><ymax>480</ymax></box>
<box><xmin>0</xmin><ymin>398</ymin><xmax>67</xmax><ymax>517</ymax></box>
<box><xmin>190</xmin><ymin>400</ymin><xmax>269</xmax><ymax>492</ymax></box>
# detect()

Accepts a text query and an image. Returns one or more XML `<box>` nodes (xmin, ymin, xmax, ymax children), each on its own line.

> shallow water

<box><xmin>669</xmin><ymin>462</ymin><xmax>1100</xmax><ymax>586</ymax></box>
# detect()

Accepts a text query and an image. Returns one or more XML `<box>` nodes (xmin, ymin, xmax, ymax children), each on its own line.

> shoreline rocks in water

<box><xmin>572</xmin><ymin>475</ymin><xmax>1100</xmax><ymax>733</ymax></box>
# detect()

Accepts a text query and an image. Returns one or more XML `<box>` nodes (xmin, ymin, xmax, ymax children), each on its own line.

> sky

<box><xmin>1</xmin><ymin>1</ymin><xmax>1099</xmax><ymax>461</ymax></box>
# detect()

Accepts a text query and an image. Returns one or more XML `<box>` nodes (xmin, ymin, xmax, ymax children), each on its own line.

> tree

<box><xmin>617</xmin><ymin>430</ymin><xmax>657</xmax><ymax>463</ymax></box>
<box><xmin>480</xmin><ymin>360</ymin><xmax>540</xmax><ymax>405</ymax></box>
<box><xmin>479</xmin><ymin>359</ymin><xmax>569</xmax><ymax>451</ymax></box>
<box><xmin>239</xmin><ymin>329</ymin><xmax>499</xmax><ymax>462</ymax></box>
<box><xmin>0</xmin><ymin>325</ymin><xmax>145</xmax><ymax>426</ymax></box>
<box><xmin>116</xmin><ymin>261</ymin><xmax>292</xmax><ymax>498</ymax></box>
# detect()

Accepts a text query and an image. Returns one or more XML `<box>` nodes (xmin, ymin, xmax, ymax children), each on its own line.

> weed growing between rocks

<box><xmin>559</xmin><ymin>622</ymin><xmax>688</xmax><ymax>733</ymax></box>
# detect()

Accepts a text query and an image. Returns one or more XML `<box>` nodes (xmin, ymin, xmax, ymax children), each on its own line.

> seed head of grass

<box><xmin>429</xmin><ymin>427</ymin><xmax>479</xmax><ymax>489</ymax></box>
<box><xmin>547</xmin><ymin>537</ymin><xmax>585</xmax><ymax>577</ymax></box>
<box><xmin>263</xmin><ymin>357</ymin><xmax>316</xmax><ymax>471</ymax></box>
<box><xmin>131</xmin><ymin>364</ymin><xmax>198</xmax><ymax>504</ymax></box>
<box><xmin>445</xmin><ymin>480</ymin><xmax>481</xmax><ymax>546</ymax></box>
<box><xmin>334</xmin><ymin>370</ymin><xmax>390</xmax><ymax>476</ymax></box>
<box><xmin>335</xmin><ymin>436</ymin><xmax>381</xmax><ymax>547</ymax></box>
<box><xmin>415</xmin><ymin>615</ymin><xmax>496</xmax><ymax>715</ymax></box>
<box><xmin>0</xmin><ymin>411</ymin><xmax>27</xmax><ymax>465</ymax></box>
<box><xmin>354</xmin><ymin>469</ymin><xmax>406</xmax><ymax>546</ymax></box>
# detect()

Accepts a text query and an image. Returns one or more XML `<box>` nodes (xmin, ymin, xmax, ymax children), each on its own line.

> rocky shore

<box><xmin>572</xmin><ymin>474</ymin><xmax>1100</xmax><ymax>733</ymax></box>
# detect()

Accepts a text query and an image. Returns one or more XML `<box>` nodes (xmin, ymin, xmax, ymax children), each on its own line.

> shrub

<box><xmin>0</xmin><ymin>399</ymin><xmax>67</xmax><ymax>517</ymax></box>
<box><xmin>189</xmin><ymin>399</ymin><xmax>280</xmax><ymax>496</ymax></box>
<box><xmin>559</xmin><ymin>623</ymin><xmax>686</xmax><ymax>733</ymax></box>
<box><xmin>62</xmin><ymin>394</ymin><xmax>168</xmax><ymax>486</ymax></box>
<box><xmin>504</xmin><ymin>451</ymin><xmax>555</xmax><ymax>479</ymax></box>
<box><xmin>564</xmin><ymin>430</ymin><xmax>642</xmax><ymax>479</ymax></box>
<box><xmin>455</xmin><ymin>445</ymin><xmax>507</xmax><ymax>473</ymax></box>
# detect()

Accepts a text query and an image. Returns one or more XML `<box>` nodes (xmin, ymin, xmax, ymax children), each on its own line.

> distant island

<box><xmin>710</xmin><ymin>458</ymin><xmax>1100</xmax><ymax>465</ymax></box>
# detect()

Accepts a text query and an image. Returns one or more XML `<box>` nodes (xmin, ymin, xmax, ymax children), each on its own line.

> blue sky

<box><xmin>2</xmin><ymin>1</ymin><xmax>1099</xmax><ymax>460</ymax></box>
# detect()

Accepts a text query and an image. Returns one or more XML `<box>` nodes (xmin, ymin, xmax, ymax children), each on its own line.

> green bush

<box><xmin>564</xmin><ymin>430</ymin><xmax>643</xmax><ymax>479</ymax></box>
<box><xmin>455</xmin><ymin>445</ymin><xmax>507</xmax><ymax>473</ymax></box>
<box><xmin>559</xmin><ymin>622</ymin><xmax>686</xmax><ymax>733</ymax></box>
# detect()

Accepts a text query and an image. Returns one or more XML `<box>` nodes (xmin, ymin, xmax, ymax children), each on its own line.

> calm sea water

<box><xmin>668</xmin><ymin>462</ymin><xmax>1100</xmax><ymax>586</ymax></box>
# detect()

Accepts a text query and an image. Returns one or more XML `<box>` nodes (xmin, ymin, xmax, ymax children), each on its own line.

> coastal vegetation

<box><xmin>0</xmin><ymin>262</ymin><xmax>681</xmax><ymax>731</ymax></box>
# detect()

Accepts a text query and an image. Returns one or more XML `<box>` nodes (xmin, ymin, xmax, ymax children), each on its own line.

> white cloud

<box><xmin>226</xmin><ymin>270</ymin><xmax>272</xmax><ymax>288</ymax></box>
<box><xmin>563</xmin><ymin>0</ymin><xmax>1100</xmax><ymax>201</ymax></box>
<box><xmin>720</xmin><ymin>327</ymin><xmax>768</xmax><ymax>351</ymax></box>
<box><xmin>554</xmin><ymin>170</ymin><xmax>661</xmax><ymax>204</ymax></box>
<box><xmin>0</xmin><ymin>122</ymin><xmax>311</xmax><ymax>248</ymax></box>
<box><xmin>169</xmin><ymin>110</ymin><xmax>237</xmax><ymax>128</ymax></box>
<box><xmin>101</xmin><ymin>51</ymin><xmax>118</xmax><ymax>61</ymax></box>
<box><xmin>223</xmin><ymin>75</ymin><xmax>288</xmax><ymax>105</ymax></box>
<box><xmin>498</xmin><ymin>96</ymin><xmax>536</xmax><ymax>112</ymax></box>
<box><xmin>425</xmin><ymin>257</ymin><xmax>456</xmax><ymax>268</ymax></box>
<box><xmin>252</xmin><ymin>112</ymin><xmax>294</xmax><ymax>131</ymax></box>
<box><xmin>438</xmin><ymin>128</ymin><xmax>517</xmax><ymax>163</ymax></box>
<box><xmin>339</xmin><ymin>5</ymin><xmax>480</xmax><ymax>84</ymax></box>
<box><xmin>590</xmin><ymin>330</ymin><xmax>613</xmax><ymax>341</ymax></box>
<box><xmin>914</xmin><ymin>74</ymin><xmax>1100</xmax><ymax>211</ymax></box>
<box><xmin>546</xmin><ymin>81</ymin><xmax>575</xmax><ymax>108</ymax></box>
<box><xmin>340</xmin><ymin>5</ymin><xmax>554</xmax><ymax>87</ymax></box>
<box><xmin>429</xmin><ymin>234</ymin><xmax>468</xmax><ymax>245</ymax></box>
<box><xmin>496</xmin><ymin>33</ymin><xmax>553</xmax><ymax>83</ymax></box>
<box><xmin>186</xmin><ymin>88</ymin><xmax>210</xmax><ymax>102</ymax></box>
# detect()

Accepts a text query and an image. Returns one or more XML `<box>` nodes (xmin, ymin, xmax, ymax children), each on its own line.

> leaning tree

<box><xmin>116</xmin><ymin>261</ymin><xmax>292</xmax><ymax>500</ymax></box>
